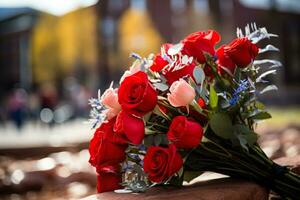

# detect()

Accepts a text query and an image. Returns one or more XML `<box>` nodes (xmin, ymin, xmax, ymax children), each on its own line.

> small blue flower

<box><xmin>138</xmin><ymin>144</ymin><xmax>146</xmax><ymax>152</ymax></box>
<box><xmin>229</xmin><ymin>95</ymin><xmax>240</xmax><ymax>106</ymax></box>
<box><xmin>130</xmin><ymin>52</ymin><xmax>142</xmax><ymax>60</ymax></box>
<box><xmin>128</xmin><ymin>153</ymin><xmax>141</xmax><ymax>161</ymax></box>
<box><xmin>139</xmin><ymin>160</ymin><xmax>144</xmax><ymax>167</ymax></box>
<box><xmin>229</xmin><ymin>80</ymin><xmax>249</xmax><ymax>106</ymax></box>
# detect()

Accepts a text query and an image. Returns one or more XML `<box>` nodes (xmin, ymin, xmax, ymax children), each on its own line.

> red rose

<box><xmin>144</xmin><ymin>144</ymin><xmax>183</xmax><ymax>183</ymax></box>
<box><xmin>216</xmin><ymin>45</ymin><xmax>236</xmax><ymax>74</ymax></box>
<box><xmin>97</xmin><ymin>164</ymin><xmax>122</xmax><ymax>193</ymax></box>
<box><xmin>114</xmin><ymin>110</ymin><xmax>145</xmax><ymax>145</ymax></box>
<box><xmin>150</xmin><ymin>54</ymin><xmax>169</xmax><ymax>72</ymax></box>
<box><xmin>89</xmin><ymin>118</ymin><xmax>127</xmax><ymax>167</ymax></box>
<box><xmin>149</xmin><ymin>43</ymin><xmax>197</xmax><ymax>85</ymax></box>
<box><xmin>182</xmin><ymin>30</ymin><xmax>220</xmax><ymax>63</ymax></box>
<box><xmin>118</xmin><ymin>71</ymin><xmax>157</xmax><ymax>117</ymax></box>
<box><xmin>164</xmin><ymin>61</ymin><xmax>196</xmax><ymax>85</ymax></box>
<box><xmin>202</xmin><ymin>64</ymin><xmax>221</xmax><ymax>80</ymax></box>
<box><xmin>197</xmin><ymin>97</ymin><xmax>207</xmax><ymax>109</ymax></box>
<box><xmin>224</xmin><ymin>37</ymin><xmax>259</xmax><ymax>68</ymax></box>
<box><xmin>167</xmin><ymin>116</ymin><xmax>203</xmax><ymax>149</ymax></box>
<box><xmin>149</xmin><ymin>44</ymin><xmax>171</xmax><ymax>73</ymax></box>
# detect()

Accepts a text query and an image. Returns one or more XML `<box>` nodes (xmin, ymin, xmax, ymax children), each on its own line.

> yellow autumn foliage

<box><xmin>118</xmin><ymin>8</ymin><xmax>162</xmax><ymax>68</ymax></box>
<box><xmin>31</xmin><ymin>6</ymin><xmax>163</xmax><ymax>84</ymax></box>
<box><xmin>31</xmin><ymin>6</ymin><xmax>98</xmax><ymax>84</ymax></box>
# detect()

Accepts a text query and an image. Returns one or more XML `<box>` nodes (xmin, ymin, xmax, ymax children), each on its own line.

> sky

<box><xmin>0</xmin><ymin>0</ymin><xmax>99</xmax><ymax>16</ymax></box>
<box><xmin>240</xmin><ymin>0</ymin><xmax>300</xmax><ymax>13</ymax></box>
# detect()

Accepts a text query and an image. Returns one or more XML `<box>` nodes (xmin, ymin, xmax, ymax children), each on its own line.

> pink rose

<box><xmin>119</xmin><ymin>62</ymin><xmax>142</xmax><ymax>83</ymax></box>
<box><xmin>103</xmin><ymin>108</ymin><xmax>120</xmax><ymax>120</ymax></box>
<box><xmin>167</xmin><ymin>79</ymin><xmax>195</xmax><ymax>107</ymax></box>
<box><xmin>101</xmin><ymin>88</ymin><xmax>121</xmax><ymax>111</ymax></box>
<box><xmin>119</xmin><ymin>70</ymin><xmax>132</xmax><ymax>84</ymax></box>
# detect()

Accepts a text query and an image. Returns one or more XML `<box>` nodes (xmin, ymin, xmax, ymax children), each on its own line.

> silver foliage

<box><xmin>259</xmin><ymin>44</ymin><xmax>279</xmax><ymax>54</ymax></box>
<box><xmin>256</xmin><ymin>70</ymin><xmax>277</xmax><ymax>83</ymax></box>
<box><xmin>260</xmin><ymin>85</ymin><xmax>278</xmax><ymax>94</ymax></box>
<box><xmin>237</xmin><ymin>23</ymin><xmax>278</xmax><ymax>43</ymax></box>
<box><xmin>253</xmin><ymin>59</ymin><xmax>282</xmax><ymax>68</ymax></box>
<box><xmin>87</xmin><ymin>89</ymin><xmax>106</xmax><ymax>129</ymax></box>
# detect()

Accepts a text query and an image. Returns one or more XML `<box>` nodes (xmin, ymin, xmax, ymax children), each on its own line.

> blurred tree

<box><xmin>31</xmin><ymin>13</ymin><xmax>59</xmax><ymax>84</ymax></box>
<box><xmin>31</xmin><ymin>7</ymin><xmax>98</xmax><ymax>88</ymax></box>
<box><xmin>118</xmin><ymin>8</ymin><xmax>162</xmax><ymax>68</ymax></box>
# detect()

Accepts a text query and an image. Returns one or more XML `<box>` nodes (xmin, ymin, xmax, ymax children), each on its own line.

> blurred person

<box><xmin>39</xmin><ymin>82</ymin><xmax>58</xmax><ymax>110</ymax></box>
<box><xmin>7</xmin><ymin>88</ymin><xmax>28</xmax><ymax>130</ymax></box>
<box><xmin>39</xmin><ymin>82</ymin><xmax>58</xmax><ymax>125</ymax></box>
<box><xmin>28</xmin><ymin>91</ymin><xmax>41</xmax><ymax>121</ymax></box>
<box><xmin>72</xmin><ymin>85</ymin><xmax>92</xmax><ymax>118</ymax></box>
<box><xmin>0</xmin><ymin>104</ymin><xmax>6</xmax><ymax>126</ymax></box>
<box><xmin>64</xmin><ymin>77</ymin><xmax>92</xmax><ymax>118</ymax></box>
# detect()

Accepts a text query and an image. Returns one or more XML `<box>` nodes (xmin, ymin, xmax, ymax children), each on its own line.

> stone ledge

<box><xmin>81</xmin><ymin>178</ymin><xmax>268</xmax><ymax>200</ymax></box>
<box><xmin>81</xmin><ymin>155</ymin><xmax>300</xmax><ymax>200</ymax></box>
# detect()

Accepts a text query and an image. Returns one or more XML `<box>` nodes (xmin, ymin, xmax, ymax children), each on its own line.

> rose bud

<box><xmin>224</xmin><ymin>37</ymin><xmax>259</xmax><ymax>68</ymax></box>
<box><xmin>182</xmin><ymin>30</ymin><xmax>220</xmax><ymax>63</ymax></box>
<box><xmin>167</xmin><ymin>79</ymin><xmax>195</xmax><ymax>107</ymax></box>
<box><xmin>118</xmin><ymin>71</ymin><xmax>157</xmax><ymax>117</ymax></box>
<box><xmin>167</xmin><ymin>115</ymin><xmax>203</xmax><ymax>149</ymax></box>
<box><xmin>144</xmin><ymin>144</ymin><xmax>183</xmax><ymax>183</ymax></box>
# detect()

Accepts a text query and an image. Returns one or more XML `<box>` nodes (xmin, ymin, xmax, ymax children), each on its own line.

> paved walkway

<box><xmin>0</xmin><ymin>119</ymin><xmax>92</xmax><ymax>149</ymax></box>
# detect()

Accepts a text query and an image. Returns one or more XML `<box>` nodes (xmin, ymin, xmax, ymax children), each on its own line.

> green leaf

<box><xmin>237</xmin><ymin>134</ymin><xmax>248</xmax><ymax>151</ymax></box>
<box><xmin>243</xmin><ymin>133</ymin><xmax>258</xmax><ymax>146</ymax></box>
<box><xmin>209</xmin><ymin>113</ymin><xmax>233</xmax><ymax>139</ymax></box>
<box><xmin>143</xmin><ymin>135</ymin><xmax>154</xmax><ymax>147</ymax></box>
<box><xmin>234</xmin><ymin>67</ymin><xmax>241</xmax><ymax>82</ymax></box>
<box><xmin>154</xmin><ymin>135</ymin><xmax>162</xmax><ymax>146</ymax></box>
<box><xmin>183</xmin><ymin>171</ymin><xmax>203</xmax><ymax>182</ymax></box>
<box><xmin>249</xmin><ymin>111</ymin><xmax>271</xmax><ymax>120</ymax></box>
<box><xmin>145</xmin><ymin>128</ymin><xmax>157</xmax><ymax>135</ymax></box>
<box><xmin>233</xmin><ymin>124</ymin><xmax>258</xmax><ymax>146</ymax></box>
<box><xmin>255</xmin><ymin>101</ymin><xmax>265</xmax><ymax>110</ymax></box>
<box><xmin>189</xmin><ymin>77</ymin><xmax>202</xmax><ymax>95</ymax></box>
<box><xmin>152</xmin><ymin>105</ymin><xmax>171</xmax><ymax>120</ymax></box>
<box><xmin>153</xmin><ymin>134</ymin><xmax>169</xmax><ymax>146</ymax></box>
<box><xmin>193</xmin><ymin>67</ymin><xmax>205</xmax><ymax>85</ymax></box>
<box><xmin>153</xmin><ymin>82</ymin><xmax>169</xmax><ymax>92</ymax></box>
<box><xmin>143</xmin><ymin>112</ymin><xmax>152</xmax><ymax>122</ymax></box>
<box><xmin>177</xmin><ymin>167</ymin><xmax>184</xmax><ymax>177</ymax></box>
<box><xmin>209</xmin><ymin>85</ymin><xmax>218</xmax><ymax>109</ymax></box>
<box><xmin>233</xmin><ymin>124</ymin><xmax>251</xmax><ymax>134</ymax></box>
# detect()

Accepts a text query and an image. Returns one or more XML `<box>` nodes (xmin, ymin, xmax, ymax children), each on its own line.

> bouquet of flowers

<box><xmin>87</xmin><ymin>23</ymin><xmax>300</xmax><ymax>199</ymax></box>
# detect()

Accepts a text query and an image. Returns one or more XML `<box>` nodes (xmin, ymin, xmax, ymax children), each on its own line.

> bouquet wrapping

<box><xmin>87</xmin><ymin>24</ymin><xmax>300</xmax><ymax>199</ymax></box>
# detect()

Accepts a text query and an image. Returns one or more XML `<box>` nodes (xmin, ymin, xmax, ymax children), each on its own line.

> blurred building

<box><xmin>0</xmin><ymin>0</ymin><xmax>299</xmax><ymax>108</ymax></box>
<box><xmin>96</xmin><ymin>0</ymin><xmax>300</xmax><ymax>104</ymax></box>
<box><xmin>0</xmin><ymin>7</ymin><xmax>40</xmax><ymax>97</ymax></box>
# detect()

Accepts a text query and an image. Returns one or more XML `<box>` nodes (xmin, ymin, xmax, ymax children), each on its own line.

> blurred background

<box><xmin>0</xmin><ymin>0</ymin><xmax>299</xmax><ymax>199</ymax></box>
